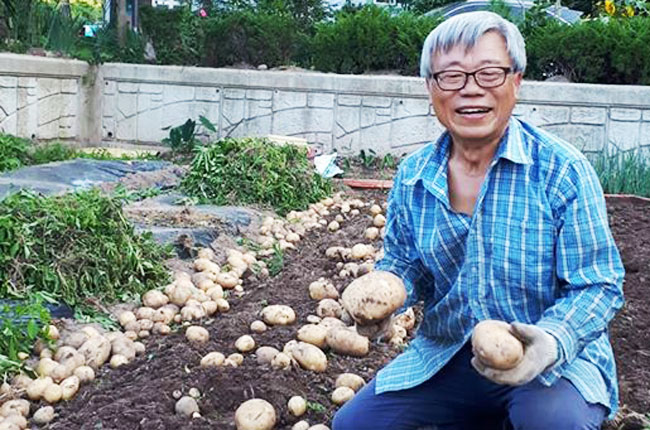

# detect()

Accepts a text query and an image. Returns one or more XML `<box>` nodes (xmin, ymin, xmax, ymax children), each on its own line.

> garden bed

<box><xmin>37</xmin><ymin>191</ymin><xmax>650</xmax><ymax>430</ymax></box>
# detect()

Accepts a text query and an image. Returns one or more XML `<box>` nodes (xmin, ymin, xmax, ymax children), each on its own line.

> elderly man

<box><xmin>332</xmin><ymin>11</ymin><xmax>624</xmax><ymax>430</ymax></box>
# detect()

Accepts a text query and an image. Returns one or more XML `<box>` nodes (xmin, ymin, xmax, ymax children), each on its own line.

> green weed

<box><xmin>591</xmin><ymin>152</ymin><xmax>650</xmax><ymax>197</ymax></box>
<box><xmin>181</xmin><ymin>137</ymin><xmax>332</xmax><ymax>216</ymax></box>
<box><xmin>0</xmin><ymin>189</ymin><xmax>171</xmax><ymax>305</ymax></box>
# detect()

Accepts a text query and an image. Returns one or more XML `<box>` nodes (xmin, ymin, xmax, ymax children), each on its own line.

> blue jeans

<box><xmin>332</xmin><ymin>343</ymin><xmax>607</xmax><ymax>430</ymax></box>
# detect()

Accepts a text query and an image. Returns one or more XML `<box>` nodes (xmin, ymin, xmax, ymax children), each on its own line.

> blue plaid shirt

<box><xmin>374</xmin><ymin>117</ymin><xmax>625</xmax><ymax>418</ymax></box>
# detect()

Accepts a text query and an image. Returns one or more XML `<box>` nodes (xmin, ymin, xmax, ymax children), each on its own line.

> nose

<box><xmin>460</xmin><ymin>74</ymin><xmax>484</xmax><ymax>94</ymax></box>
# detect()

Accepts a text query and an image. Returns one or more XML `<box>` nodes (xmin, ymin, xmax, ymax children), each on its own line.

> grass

<box><xmin>591</xmin><ymin>152</ymin><xmax>650</xmax><ymax>197</ymax></box>
<box><xmin>181</xmin><ymin>137</ymin><xmax>333</xmax><ymax>217</ymax></box>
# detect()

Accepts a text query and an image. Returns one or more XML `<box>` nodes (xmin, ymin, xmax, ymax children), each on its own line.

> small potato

<box><xmin>216</xmin><ymin>298</ymin><xmax>230</xmax><ymax>313</ymax></box>
<box><xmin>37</xmin><ymin>357</ymin><xmax>59</xmax><ymax>378</ymax></box>
<box><xmin>78</xmin><ymin>336</ymin><xmax>111</xmax><ymax>369</ymax></box>
<box><xmin>271</xmin><ymin>352</ymin><xmax>292</xmax><ymax>369</ymax></box>
<box><xmin>74</xmin><ymin>366</ymin><xmax>95</xmax><ymax>384</ymax></box>
<box><xmin>235</xmin><ymin>399</ymin><xmax>276</xmax><ymax>430</ymax></box>
<box><xmin>297</xmin><ymin>324</ymin><xmax>328</xmax><ymax>349</ymax></box>
<box><xmin>202</xmin><ymin>301</ymin><xmax>218</xmax><ymax>316</ymax></box>
<box><xmin>43</xmin><ymin>383</ymin><xmax>63</xmax><ymax>403</ymax></box>
<box><xmin>216</xmin><ymin>272</ymin><xmax>239</xmax><ymax>289</ymax></box>
<box><xmin>250</xmin><ymin>320</ymin><xmax>267</xmax><ymax>333</ymax></box>
<box><xmin>134</xmin><ymin>341</ymin><xmax>146</xmax><ymax>355</ymax></box>
<box><xmin>235</xmin><ymin>335</ymin><xmax>256</xmax><ymax>353</ymax></box>
<box><xmin>331</xmin><ymin>386</ymin><xmax>355</xmax><ymax>405</ymax></box>
<box><xmin>255</xmin><ymin>346</ymin><xmax>280</xmax><ymax>365</ymax></box>
<box><xmin>471</xmin><ymin>320</ymin><xmax>524</xmax><ymax>370</ymax></box>
<box><xmin>207</xmin><ymin>286</ymin><xmax>224</xmax><ymax>301</ymax></box>
<box><xmin>0</xmin><ymin>423</ymin><xmax>21</xmax><ymax>430</ymax></box>
<box><xmin>318</xmin><ymin>317</ymin><xmax>346</xmax><ymax>331</ymax></box>
<box><xmin>2</xmin><ymin>415</ymin><xmax>26</xmax><ymax>429</ymax></box>
<box><xmin>0</xmin><ymin>399</ymin><xmax>29</xmax><ymax>417</ymax></box>
<box><xmin>27</xmin><ymin>377</ymin><xmax>53</xmax><ymax>401</ymax></box>
<box><xmin>288</xmin><ymin>396</ymin><xmax>307</xmax><ymax>417</ymax></box>
<box><xmin>369</xmin><ymin>204</ymin><xmax>382</xmax><ymax>216</ymax></box>
<box><xmin>186</xmin><ymin>326</ymin><xmax>210</xmax><ymax>344</ymax></box>
<box><xmin>201</xmin><ymin>352</ymin><xmax>225</xmax><ymax>368</ymax></box>
<box><xmin>136</xmin><ymin>307</ymin><xmax>156</xmax><ymax>321</ymax></box>
<box><xmin>118</xmin><ymin>311</ymin><xmax>137</xmax><ymax>327</ymax></box>
<box><xmin>197</xmin><ymin>247</ymin><xmax>216</xmax><ymax>261</ymax></box>
<box><xmin>292</xmin><ymin>421</ymin><xmax>310</xmax><ymax>430</ymax></box>
<box><xmin>326</xmin><ymin>327</ymin><xmax>369</xmax><ymax>357</ymax></box>
<box><xmin>228</xmin><ymin>353</ymin><xmax>244</xmax><ymax>366</ymax></box>
<box><xmin>308</xmin><ymin>279</ymin><xmax>339</xmax><ymax>301</ymax></box>
<box><xmin>308</xmin><ymin>424</ymin><xmax>330</xmax><ymax>430</ymax></box>
<box><xmin>47</xmin><ymin>324</ymin><xmax>60</xmax><ymax>340</ymax></box>
<box><xmin>261</xmin><ymin>305</ymin><xmax>296</xmax><ymax>326</ymax></box>
<box><xmin>373</xmin><ymin>214</ymin><xmax>386</xmax><ymax>227</ymax></box>
<box><xmin>316</xmin><ymin>299</ymin><xmax>343</xmax><ymax>319</ymax></box>
<box><xmin>153</xmin><ymin>322</ymin><xmax>171</xmax><ymax>335</ymax></box>
<box><xmin>142</xmin><ymin>290</ymin><xmax>169</xmax><ymax>309</ymax></box>
<box><xmin>291</xmin><ymin>342</ymin><xmax>328</xmax><ymax>373</ymax></box>
<box><xmin>364</xmin><ymin>227</ymin><xmax>380</xmax><ymax>241</ymax></box>
<box><xmin>111</xmin><ymin>337</ymin><xmax>137</xmax><ymax>361</ymax></box>
<box><xmin>32</xmin><ymin>406</ymin><xmax>56</xmax><ymax>425</ymax></box>
<box><xmin>171</xmin><ymin>284</ymin><xmax>194</xmax><ymax>307</ymax></box>
<box><xmin>110</xmin><ymin>354</ymin><xmax>129</xmax><ymax>368</ymax></box>
<box><xmin>335</xmin><ymin>373</ymin><xmax>366</xmax><ymax>392</ymax></box>
<box><xmin>60</xmin><ymin>375</ymin><xmax>80</xmax><ymax>400</ymax></box>
<box><xmin>175</xmin><ymin>396</ymin><xmax>199</xmax><ymax>417</ymax></box>
<box><xmin>350</xmin><ymin>243</ymin><xmax>373</xmax><ymax>260</ymax></box>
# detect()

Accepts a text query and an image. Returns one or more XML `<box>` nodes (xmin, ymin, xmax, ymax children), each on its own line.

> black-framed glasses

<box><xmin>431</xmin><ymin>66</ymin><xmax>512</xmax><ymax>91</ymax></box>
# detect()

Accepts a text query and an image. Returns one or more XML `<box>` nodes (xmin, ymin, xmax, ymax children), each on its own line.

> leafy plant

<box><xmin>0</xmin><ymin>295</ymin><xmax>51</xmax><ymax>379</ymax></box>
<box><xmin>0</xmin><ymin>133</ymin><xmax>31</xmax><ymax>172</ymax></box>
<box><xmin>0</xmin><ymin>189</ymin><xmax>171</xmax><ymax>305</ymax></box>
<box><xmin>181</xmin><ymin>137</ymin><xmax>332</xmax><ymax>216</ymax></box>
<box><xmin>266</xmin><ymin>243</ymin><xmax>285</xmax><ymax>277</ymax></box>
<box><xmin>162</xmin><ymin>115</ymin><xmax>217</xmax><ymax>154</ymax></box>
<box><xmin>306</xmin><ymin>400</ymin><xmax>327</xmax><ymax>413</ymax></box>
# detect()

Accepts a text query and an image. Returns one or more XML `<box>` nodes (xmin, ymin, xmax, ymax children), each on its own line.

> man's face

<box><xmin>427</xmin><ymin>31</ymin><xmax>522</xmax><ymax>148</ymax></box>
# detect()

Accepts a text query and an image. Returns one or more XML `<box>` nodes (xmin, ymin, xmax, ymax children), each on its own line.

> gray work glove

<box><xmin>471</xmin><ymin>322</ymin><xmax>559</xmax><ymax>386</ymax></box>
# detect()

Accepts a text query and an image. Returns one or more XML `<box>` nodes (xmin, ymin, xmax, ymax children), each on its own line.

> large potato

<box><xmin>308</xmin><ymin>279</ymin><xmax>339</xmax><ymax>300</ymax></box>
<box><xmin>235</xmin><ymin>399</ymin><xmax>276</xmax><ymax>430</ymax></box>
<box><xmin>326</xmin><ymin>328</ymin><xmax>369</xmax><ymax>357</ymax></box>
<box><xmin>341</xmin><ymin>271</ymin><xmax>406</xmax><ymax>325</ymax></box>
<box><xmin>291</xmin><ymin>342</ymin><xmax>328</xmax><ymax>372</ymax></box>
<box><xmin>255</xmin><ymin>346</ymin><xmax>279</xmax><ymax>365</ymax></box>
<box><xmin>0</xmin><ymin>399</ymin><xmax>30</xmax><ymax>417</ymax></box>
<box><xmin>261</xmin><ymin>305</ymin><xmax>296</xmax><ymax>326</ymax></box>
<box><xmin>471</xmin><ymin>320</ymin><xmax>524</xmax><ymax>370</ymax></box>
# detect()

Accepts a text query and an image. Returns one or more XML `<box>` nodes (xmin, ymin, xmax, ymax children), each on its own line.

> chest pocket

<box><xmin>485</xmin><ymin>215</ymin><xmax>557</xmax><ymax>306</ymax></box>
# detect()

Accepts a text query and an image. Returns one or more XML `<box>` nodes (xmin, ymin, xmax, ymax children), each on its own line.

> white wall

<box><xmin>2</xmin><ymin>53</ymin><xmax>650</xmax><ymax>157</ymax></box>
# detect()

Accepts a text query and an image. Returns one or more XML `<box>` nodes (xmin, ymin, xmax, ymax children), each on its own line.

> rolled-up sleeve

<box><xmin>375</xmin><ymin>167</ymin><xmax>433</xmax><ymax>308</ymax></box>
<box><xmin>537</xmin><ymin>159</ymin><xmax>625</xmax><ymax>379</ymax></box>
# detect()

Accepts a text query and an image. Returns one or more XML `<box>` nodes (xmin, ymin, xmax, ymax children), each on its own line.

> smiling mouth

<box><xmin>455</xmin><ymin>107</ymin><xmax>492</xmax><ymax>115</ymax></box>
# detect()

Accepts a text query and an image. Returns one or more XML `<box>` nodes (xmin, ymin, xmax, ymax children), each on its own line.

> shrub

<box><xmin>311</xmin><ymin>5</ymin><xmax>439</xmax><ymax>75</ymax></box>
<box><xmin>525</xmin><ymin>17</ymin><xmax>650</xmax><ymax>84</ymax></box>
<box><xmin>0</xmin><ymin>189</ymin><xmax>171</xmax><ymax>305</ymax></box>
<box><xmin>181</xmin><ymin>137</ymin><xmax>333</xmax><ymax>216</ymax></box>
<box><xmin>139</xmin><ymin>5</ymin><xmax>205</xmax><ymax>66</ymax></box>
<box><xmin>202</xmin><ymin>10</ymin><xmax>304</xmax><ymax>68</ymax></box>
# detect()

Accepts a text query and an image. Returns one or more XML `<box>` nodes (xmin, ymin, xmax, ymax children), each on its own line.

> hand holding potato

<box><xmin>471</xmin><ymin>321</ymin><xmax>559</xmax><ymax>386</ymax></box>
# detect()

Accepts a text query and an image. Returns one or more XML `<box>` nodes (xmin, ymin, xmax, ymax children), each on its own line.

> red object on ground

<box><xmin>343</xmin><ymin>179</ymin><xmax>394</xmax><ymax>189</ymax></box>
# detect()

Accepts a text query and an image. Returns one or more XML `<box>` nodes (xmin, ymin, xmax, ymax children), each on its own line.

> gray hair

<box><xmin>420</xmin><ymin>11</ymin><xmax>526</xmax><ymax>79</ymax></box>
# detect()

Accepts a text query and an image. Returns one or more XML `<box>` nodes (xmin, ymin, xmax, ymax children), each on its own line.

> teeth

<box><xmin>458</xmin><ymin>108</ymin><xmax>489</xmax><ymax>114</ymax></box>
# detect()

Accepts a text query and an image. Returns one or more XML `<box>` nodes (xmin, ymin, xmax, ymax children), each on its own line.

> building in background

<box><xmin>152</xmin><ymin>0</ymin><xmax>183</xmax><ymax>7</ymax></box>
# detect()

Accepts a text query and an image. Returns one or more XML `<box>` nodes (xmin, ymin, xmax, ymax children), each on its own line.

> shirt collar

<box><xmin>403</xmin><ymin>117</ymin><xmax>532</xmax><ymax>192</ymax></box>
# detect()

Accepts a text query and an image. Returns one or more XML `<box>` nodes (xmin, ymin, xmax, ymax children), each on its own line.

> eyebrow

<box><xmin>437</xmin><ymin>59</ymin><xmax>504</xmax><ymax>70</ymax></box>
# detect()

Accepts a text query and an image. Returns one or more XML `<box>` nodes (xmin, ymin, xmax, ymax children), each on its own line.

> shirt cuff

<box><xmin>537</xmin><ymin>318</ymin><xmax>577</xmax><ymax>367</ymax></box>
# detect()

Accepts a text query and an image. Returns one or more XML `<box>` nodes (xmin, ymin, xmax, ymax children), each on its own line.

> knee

<box><xmin>509</xmin><ymin>398</ymin><xmax>605</xmax><ymax>430</ymax></box>
<box><xmin>332</xmin><ymin>398</ymin><xmax>365</xmax><ymax>430</ymax></box>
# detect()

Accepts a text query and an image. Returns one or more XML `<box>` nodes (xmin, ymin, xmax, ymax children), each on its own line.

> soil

<box><xmin>44</xmin><ymin>190</ymin><xmax>650</xmax><ymax>430</ymax></box>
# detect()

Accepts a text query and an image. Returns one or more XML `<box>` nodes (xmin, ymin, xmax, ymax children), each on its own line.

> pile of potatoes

<box><xmin>234</xmin><ymin>397</ymin><xmax>332</xmax><ymax>430</ymax></box>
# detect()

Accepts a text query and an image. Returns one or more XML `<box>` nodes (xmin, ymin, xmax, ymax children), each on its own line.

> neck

<box><xmin>448</xmin><ymin>137</ymin><xmax>500</xmax><ymax>176</ymax></box>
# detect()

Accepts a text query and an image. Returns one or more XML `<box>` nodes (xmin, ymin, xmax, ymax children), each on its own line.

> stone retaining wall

<box><xmin>2</xmin><ymin>53</ymin><xmax>650</xmax><ymax>157</ymax></box>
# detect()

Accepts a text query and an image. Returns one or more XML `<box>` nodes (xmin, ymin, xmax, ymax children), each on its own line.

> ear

<box><xmin>425</xmin><ymin>78</ymin><xmax>436</xmax><ymax>106</ymax></box>
<box><xmin>513</xmin><ymin>72</ymin><xmax>523</xmax><ymax>98</ymax></box>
